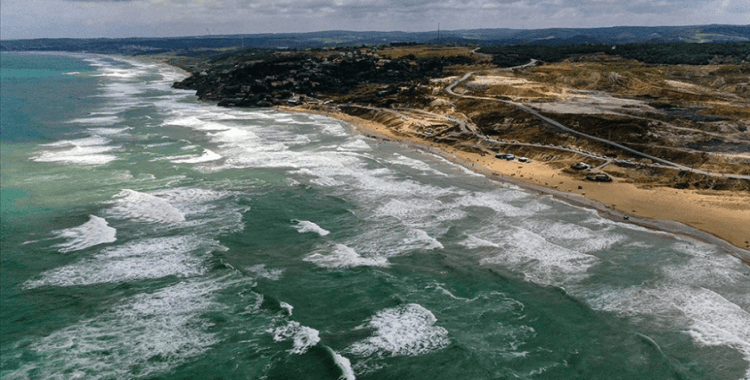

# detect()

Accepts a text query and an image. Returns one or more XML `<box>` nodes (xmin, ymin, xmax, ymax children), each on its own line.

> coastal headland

<box><xmin>162</xmin><ymin>44</ymin><xmax>750</xmax><ymax>259</ymax></box>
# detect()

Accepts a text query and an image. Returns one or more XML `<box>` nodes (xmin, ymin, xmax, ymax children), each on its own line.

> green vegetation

<box><xmin>210</xmin><ymin>48</ymin><xmax>278</xmax><ymax>64</ymax></box>
<box><xmin>480</xmin><ymin>42</ymin><xmax>750</xmax><ymax>67</ymax></box>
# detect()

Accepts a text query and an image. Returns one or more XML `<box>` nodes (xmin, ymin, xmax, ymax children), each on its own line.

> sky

<box><xmin>1</xmin><ymin>0</ymin><xmax>749</xmax><ymax>40</ymax></box>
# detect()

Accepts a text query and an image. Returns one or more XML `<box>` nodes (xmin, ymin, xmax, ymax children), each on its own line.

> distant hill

<box><xmin>1</xmin><ymin>25</ymin><xmax>748</xmax><ymax>55</ymax></box>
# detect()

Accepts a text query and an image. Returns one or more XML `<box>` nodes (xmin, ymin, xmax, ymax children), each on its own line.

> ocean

<box><xmin>1</xmin><ymin>52</ymin><xmax>749</xmax><ymax>380</ymax></box>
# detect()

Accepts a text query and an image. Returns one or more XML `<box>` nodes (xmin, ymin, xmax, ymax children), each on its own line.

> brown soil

<box><xmin>275</xmin><ymin>55</ymin><xmax>750</xmax><ymax>253</ymax></box>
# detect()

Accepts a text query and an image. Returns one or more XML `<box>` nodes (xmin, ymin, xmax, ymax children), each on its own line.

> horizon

<box><xmin>2</xmin><ymin>0</ymin><xmax>748</xmax><ymax>40</ymax></box>
<box><xmin>2</xmin><ymin>23</ymin><xmax>749</xmax><ymax>42</ymax></box>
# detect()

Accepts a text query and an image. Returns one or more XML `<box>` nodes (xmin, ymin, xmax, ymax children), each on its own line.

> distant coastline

<box><xmin>3</xmin><ymin>24</ymin><xmax>750</xmax><ymax>54</ymax></box>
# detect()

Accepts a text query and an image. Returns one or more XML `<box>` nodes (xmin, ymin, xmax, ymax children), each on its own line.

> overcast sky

<box><xmin>1</xmin><ymin>0</ymin><xmax>748</xmax><ymax>40</ymax></box>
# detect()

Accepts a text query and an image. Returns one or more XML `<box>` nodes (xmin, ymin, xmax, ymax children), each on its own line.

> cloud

<box><xmin>1</xmin><ymin>0</ymin><xmax>744</xmax><ymax>39</ymax></box>
<box><xmin>719</xmin><ymin>0</ymin><xmax>750</xmax><ymax>13</ymax></box>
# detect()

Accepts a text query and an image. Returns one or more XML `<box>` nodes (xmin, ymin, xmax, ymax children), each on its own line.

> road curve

<box><xmin>445</xmin><ymin>68</ymin><xmax>750</xmax><ymax>181</ymax></box>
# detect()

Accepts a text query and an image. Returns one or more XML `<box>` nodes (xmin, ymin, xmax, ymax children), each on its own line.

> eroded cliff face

<box><xmin>172</xmin><ymin>50</ymin><xmax>471</xmax><ymax>107</ymax></box>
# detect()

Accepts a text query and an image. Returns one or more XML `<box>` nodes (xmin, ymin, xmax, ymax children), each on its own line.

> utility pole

<box><xmin>437</xmin><ymin>23</ymin><xmax>441</xmax><ymax>45</ymax></box>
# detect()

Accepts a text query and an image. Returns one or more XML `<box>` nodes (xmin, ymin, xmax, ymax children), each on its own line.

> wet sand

<box><xmin>279</xmin><ymin>105</ymin><xmax>750</xmax><ymax>264</ymax></box>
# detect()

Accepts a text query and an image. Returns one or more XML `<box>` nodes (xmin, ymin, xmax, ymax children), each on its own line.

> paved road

<box><xmin>343</xmin><ymin>104</ymin><xmax>650</xmax><ymax>167</ymax></box>
<box><xmin>343</xmin><ymin>104</ymin><xmax>477</xmax><ymax>136</ymax></box>
<box><xmin>445</xmin><ymin>68</ymin><xmax>750</xmax><ymax>181</ymax></box>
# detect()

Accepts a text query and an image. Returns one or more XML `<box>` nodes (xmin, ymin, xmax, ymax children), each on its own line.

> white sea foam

<box><xmin>165</xmin><ymin>116</ymin><xmax>232</xmax><ymax>131</ymax></box>
<box><xmin>256</xmin><ymin>128</ymin><xmax>312</xmax><ymax>146</ymax></box>
<box><xmin>337</xmin><ymin>138</ymin><xmax>372</xmax><ymax>151</ymax></box>
<box><xmin>246</xmin><ymin>264</ymin><xmax>284</xmax><ymax>281</ymax></box>
<box><xmin>209</xmin><ymin>127</ymin><xmax>279</xmax><ymax>150</ymax></box>
<box><xmin>455</xmin><ymin>191</ymin><xmax>537</xmax><ymax>217</ymax></box>
<box><xmin>434</xmin><ymin>208</ymin><xmax>469</xmax><ymax>222</ymax></box>
<box><xmin>372</xmin><ymin>197</ymin><xmax>465</xmax><ymax>228</ymax></box>
<box><xmin>672</xmin><ymin>240</ymin><xmax>729</xmax><ymax>260</ymax></box>
<box><xmin>163</xmin><ymin>112</ymin><xmax>367</xmax><ymax>172</ymax></box>
<box><xmin>527</xmin><ymin>220</ymin><xmax>625</xmax><ymax>253</ymax></box>
<box><xmin>86</xmin><ymin>126</ymin><xmax>131</xmax><ymax>136</ymax></box>
<box><xmin>431</xmin><ymin>283</ymin><xmax>473</xmax><ymax>301</ymax></box>
<box><xmin>24</xmin><ymin>236</ymin><xmax>215</xmax><ymax>288</ymax></box>
<box><xmin>279</xmin><ymin>302</ymin><xmax>294</xmax><ymax>316</ymax></box>
<box><xmin>93</xmin><ymin>67</ymin><xmax>142</xmax><ymax>79</ymax></box>
<box><xmin>132</xmin><ymin>187</ymin><xmax>248</xmax><ymax>235</ymax></box>
<box><xmin>270</xmin><ymin>321</ymin><xmax>321</xmax><ymax>354</ymax></box>
<box><xmin>318</xmin><ymin>121</ymin><xmax>348</xmax><ymax>136</ymax></box>
<box><xmin>10</xmin><ymin>280</ymin><xmax>223</xmax><ymax>380</ymax></box>
<box><xmin>156</xmin><ymin>65</ymin><xmax>189</xmax><ymax>84</ymax></box>
<box><xmin>432</xmin><ymin>154</ymin><xmax>486</xmax><ymax>177</ymax></box>
<box><xmin>583</xmin><ymin>214</ymin><xmax>660</xmax><ymax>234</ymax></box>
<box><xmin>459</xmin><ymin>235</ymin><xmax>501</xmax><ymax>249</ymax></box>
<box><xmin>375</xmin><ymin>198</ymin><xmax>444</xmax><ymax>222</ymax></box>
<box><xmin>149</xmin><ymin>187</ymin><xmax>237</xmax><ymax>207</ymax></box>
<box><xmin>145</xmin><ymin>142</ymin><xmax>174</xmax><ymax>148</ymax></box>
<box><xmin>307</xmin><ymin>172</ymin><xmax>348</xmax><ymax>187</ymax></box>
<box><xmin>401</xmin><ymin>229</ymin><xmax>444</xmax><ymax>251</ymax></box>
<box><xmin>657</xmin><ymin>242</ymin><xmax>749</xmax><ymax>297</ymax></box>
<box><xmin>389</xmin><ymin>153</ymin><xmax>448</xmax><ymax>176</ymax></box>
<box><xmin>679</xmin><ymin>288</ymin><xmax>750</xmax><ymax>359</ymax></box>
<box><xmin>97</xmin><ymin>80</ymin><xmax>144</xmax><ymax>99</ymax></box>
<box><xmin>52</xmin><ymin>215</ymin><xmax>116</xmax><ymax>253</ymax></box>
<box><xmin>171</xmin><ymin>149</ymin><xmax>223</xmax><ymax>164</ymax></box>
<box><xmin>38</xmin><ymin>135</ymin><xmax>109</xmax><ymax>148</ymax></box>
<box><xmin>305</xmin><ymin>244</ymin><xmax>389</xmax><ymax>268</ymax></box>
<box><xmin>347</xmin><ymin>304</ymin><xmax>450</xmax><ymax>357</ymax></box>
<box><xmin>340</xmin><ymin>166</ymin><xmax>396</xmax><ymax>188</ymax></box>
<box><xmin>479</xmin><ymin>227</ymin><xmax>599</xmax><ymax>286</ymax></box>
<box><xmin>68</xmin><ymin>116</ymin><xmax>120</xmax><ymax>125</ymax></box>
<box><xmin>109</xmin><ymin>189</ymin><xmax>186</xmax><ymax>224</ymax></box>
<box><xmin>22</xmin><ymin>174</ymin><xmax>70</xmax><ymax>182</ymax></box>
<box><xmin>587</xmin><ymin>284</ymin><xmax>750</xmax><ymax>378</ymax></box>
<box><xmin>32</xmin><ymin>136</ymin><xmax>118</xmax><ymax>166</ymax></box>
<box><xmin>293</xmin><ymin>220</ymin><xmax>330</xmax><ymax>236</ymax></box>
<box><xmin>330</xmin><ymin>349</ymin><xmax>356</xmax><ymax>380</ymax></box>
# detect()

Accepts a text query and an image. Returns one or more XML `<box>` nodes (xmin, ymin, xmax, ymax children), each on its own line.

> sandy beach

<box><xmin>279</xmin><ymin>105</ymin><xmax>750</xmax><ymax>264</ymax></box>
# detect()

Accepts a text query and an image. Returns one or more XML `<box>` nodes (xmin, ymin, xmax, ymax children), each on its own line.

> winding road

<box><xmin>444</xmin><ymin>67</ymin><xmax>750</xmax><ymax>181</ymax></box>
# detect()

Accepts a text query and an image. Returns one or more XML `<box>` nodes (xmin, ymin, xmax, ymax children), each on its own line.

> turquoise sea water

<box><xmin>1</xmin><ymin>52</ymin><xmax>749</xmax><ymax>380</ymax></box>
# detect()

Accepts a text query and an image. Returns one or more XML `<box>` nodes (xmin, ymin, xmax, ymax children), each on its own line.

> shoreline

<box><xmin>277</xmin><ymin>105</ymin><xmax>750</xmax><ymax>265</ymax></box>
<box><xmin>138</xmin><ymin>55</ymin><xmax>749</xmax><ymax>263</ymax></box>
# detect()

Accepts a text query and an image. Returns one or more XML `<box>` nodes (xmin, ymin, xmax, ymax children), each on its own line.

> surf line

<box><xmin>276</xmin><ymin>105</ymin><xmax>750</xmax><ymax>267</ymax></box>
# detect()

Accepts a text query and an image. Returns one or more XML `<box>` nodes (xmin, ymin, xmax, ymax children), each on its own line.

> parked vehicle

<box><xmin>585</xmin><ymin>173</ymin><xmax>612</xmax><ymax>182</ymax></box>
